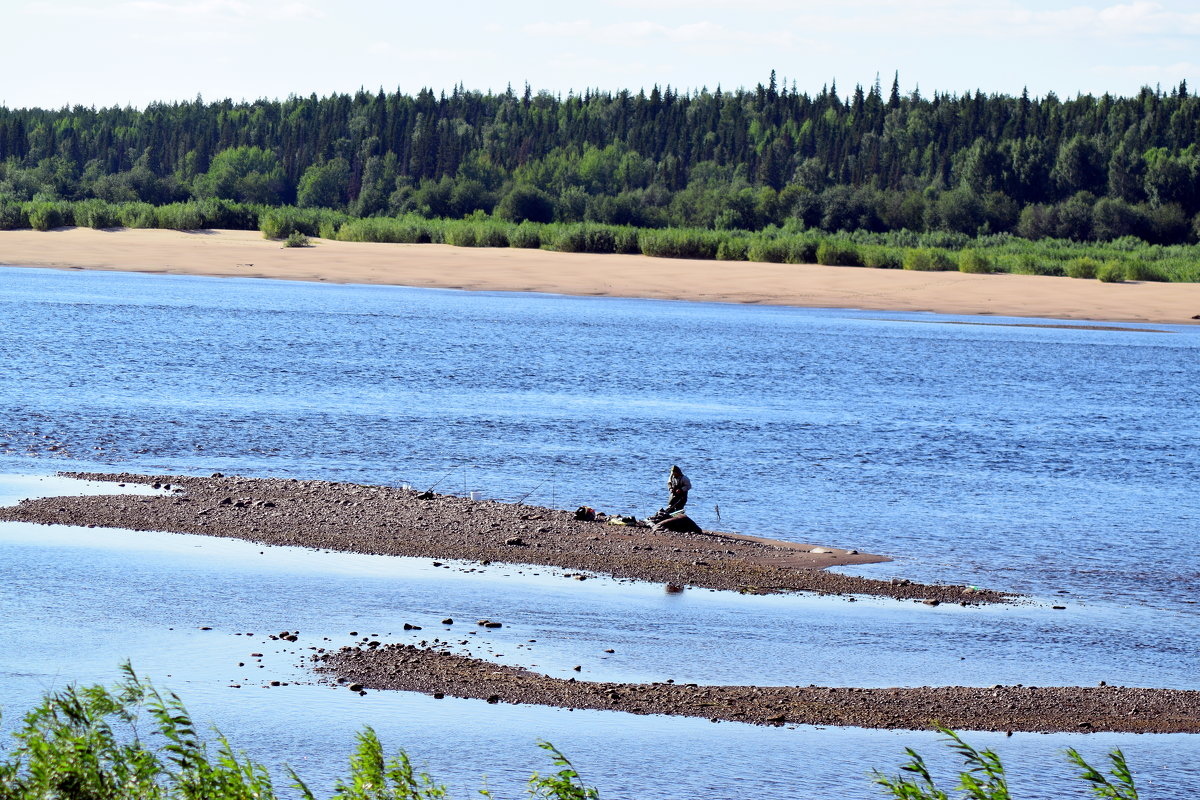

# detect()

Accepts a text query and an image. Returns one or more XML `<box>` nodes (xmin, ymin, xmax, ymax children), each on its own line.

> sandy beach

<box><xmin>3</xmin><ymin>227</ymin><xmax>1199</xmax><ymax>324</ymax></box>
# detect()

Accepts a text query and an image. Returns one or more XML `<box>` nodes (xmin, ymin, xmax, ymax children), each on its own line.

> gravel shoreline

<box><xmin>318</xmin><ymin>643</ymin><xmax>1200</xmax><ymax>733</ymax></box>
<box><xmin>0</xmin><ymin>471</ymin><xmax>1014</xmax><ymax>603</ymax></box>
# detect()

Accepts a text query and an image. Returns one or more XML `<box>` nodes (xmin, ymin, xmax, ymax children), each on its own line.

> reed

<box><xmin>873</xmin><ymin>727</ymin><xmax>1138</xmax><ymax>800</ymax></box>
<box><xmin>0</xmin><ymin>664</ymin><xmax>600</xmax><ymax>800</ymax></box>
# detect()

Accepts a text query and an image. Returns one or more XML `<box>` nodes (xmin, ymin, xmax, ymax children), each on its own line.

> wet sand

<box><xmin>3</xmin><ymin>227</ymin><xmax>1200</xmax><ymax>324</ymax></box>
<box><xmin>0</xmin><ymin>472</ymin><xmax>1012</xmax><ymax>603</ymax></box>
<box><xmin>319</xmin><ymin>643</ymin><xmax>1200</xmax><ymax>734</ymax></box>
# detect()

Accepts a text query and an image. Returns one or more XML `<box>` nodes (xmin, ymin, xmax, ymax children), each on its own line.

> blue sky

<box><xmin>3</xmin><ymin>0</ymin><xmax>1199</xmax><ymax>109</ymax></box>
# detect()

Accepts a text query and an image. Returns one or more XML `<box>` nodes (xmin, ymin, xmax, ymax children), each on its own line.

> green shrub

<box><xmin>73</xmin><ymin>199</ymin><xmax>120</xmax><ymax>229</ymax></box>
<box><xmin>784</xmin><ymin>237</ymin><xmax>820</xmax><ymax>264</ymax></box>
<box><xmin>583</xmin><ymin>225</ymin><xmax>616</xmax><ymax>254</ymax></box>
<box><xmin>957</xmin><ymin>248</ymin><xmax>995</xmax><ymax>273</ymax></box>
<box><xmin>496</xmin><ymin>184</ymin><xmax>556</xmax><ymax>224</ymax></box>
<box><xmin>443</xmin><ymin>223</ymin><xmax>478</xmax><ymax>247</ymax></box>
<box><xmin>1064</xmin><ymin>256</ymin><xmax>1101</xmax><ymax>279</ymax></box>
<box><xmin>318</xmin><ymin>218</ymin><xmax>341</xmax><ymax>240</ymax></box>
<box><xmin>261</xmin><ymin>207</ymin><xmax>305</xmax><ymax>239</ymax></box>
<box><xmin>474</xmin><ymin>223</ymin><xmax>510</xmax><ymax>248</ymax></box>
<box><xmin>902</xmin><ymin>247</ymin><xmax>956</xmax><ymax>271</ymax></box>
<box><xmin>614</xmin><ymin>226</ymin><xmax>641</xmax><ymax>254</ymax></box>
<box><xmin>1009</xmin><ymin>253</ymin><xmax>1063</xmax><ymax>276</ymax></box>
<box><xmin>1123</xmin><ymin>260</ymin><xmax>1168</xmax><ymax>281</ymax></box>
<box><xmin>336</xmin><ymin>216</ymin><xmax>433</xmax><ymax>243</ymax></box>
<box><xmin>1096</xmin><ymin>260</ymin><xmax>1126</xmax><ymax>282</ymax></box>
<box><xmin>283</xmin><ymin>231</ymin><xmax>311</xmax><ymax>247</ymax></box>
<box><xmin>746</xmin><ymin>239</ymin><xmax>790</xmax><ymax>263</ymax></box>
<box><xmin>816</xmin><ymin>240</ymin><xmax>863</xmax><ymax>266</ymax></box>
<box><xmin>155</xmin><ymin>202</ymin><xmax>205</xmax><ymax>231</ymax></box>
<box><xmin>118</xmin><ymin>202</ymin><xmax>157</xmax><ymax>228</ymax></box>
<box><xmin>862</xmin><ymin>246</ymin><xmax>903</xmax><ymax>269</ymax></box>
<box><xmin>196</xmin><ymin>197</ymin><xmax>260</xmax><ymax>230</ymax></box>
<box><xmin>0</xmin><ymin>199</ymin><xmax>29</xmax><ymax>229</ymax></box>
<box><xmin>716</xmin><ymin>238</ymin><xmax>749</xmax><ymax>261</ymax></box>
<box><xmin>509</xmin><ymin>223</ymin><xmax>542</xmax><ymax>249</ymax></box>
<box><xmin>638</xmin><ymin>229</ymin><xmax>720</xmax><ymax>259</ymax></box>
<box><xmin>552</xmin><ymin>225</ymin><xmax>588</xmax><ymax>253</ymax></box>
<box><xmin>25</xmin><ymin>201</ymin><xmax>63</xmax><ymax>231</ymax></box>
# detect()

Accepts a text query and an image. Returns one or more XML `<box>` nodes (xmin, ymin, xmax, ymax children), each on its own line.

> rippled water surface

<box><xmin>1</xmin><ymin>266</ymin><xmax>1198</xmax><ymax>798</ymax></box>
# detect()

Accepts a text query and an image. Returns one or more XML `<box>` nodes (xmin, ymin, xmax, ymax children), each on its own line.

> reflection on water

<box><xmin>1</xmin><ymin>266</ymin><xmax>1198</xmax><ymax>797</ymax></box>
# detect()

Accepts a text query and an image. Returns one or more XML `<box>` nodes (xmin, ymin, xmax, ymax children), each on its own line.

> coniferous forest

<box><xmin>3</xmin><ymin>74</ymin><xmax>1200</xmax><ymax>280</ymax></box>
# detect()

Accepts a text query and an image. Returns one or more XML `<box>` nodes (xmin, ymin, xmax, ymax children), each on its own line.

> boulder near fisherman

<box><xmin>666</xmin><ymin>465</ymin><xmax>691</xmax><ymax>514</ymax></box>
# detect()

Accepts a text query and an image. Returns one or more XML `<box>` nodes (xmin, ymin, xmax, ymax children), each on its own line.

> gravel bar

<box><xmin>0</xmin><ymin>471</ymin><xmax>1014</xmax><ymax>603</ymax></box>
<box><xmin>319</xmin><ymin>643</ymin><xmax>1200</xmax><ymax>734</ymax></box>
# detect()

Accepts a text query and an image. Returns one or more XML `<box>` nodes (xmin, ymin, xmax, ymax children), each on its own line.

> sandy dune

<box><xmin>3</xmin><ymin>227</ymin><xmax>1199</xmax><ymax>325</ymax></box>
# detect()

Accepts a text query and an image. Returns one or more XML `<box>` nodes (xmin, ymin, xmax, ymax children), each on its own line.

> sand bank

<box><xmin>1</xmin><ymin>472</ymin><xmax>1012</xmax><ymax>603</ymax></box>
<box><xmin>2</xmin><ymin>227</ymin><xmax>1199</xmax><ymax>324</ymax></box>
<box><xmin>320</xmin><ymin>643</ymin><xmax>1200</xmax><ymax>733</ymax></box>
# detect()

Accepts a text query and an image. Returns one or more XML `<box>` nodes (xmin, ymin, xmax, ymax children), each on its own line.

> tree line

<box><xmin>2</xmin><ymin>73</ymin><xmax>1200</xmax><ymax>244</ymax></box>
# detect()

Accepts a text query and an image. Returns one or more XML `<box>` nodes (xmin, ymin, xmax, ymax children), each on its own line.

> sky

<box><xmin>2</xmin><ymin>0</ymin><xmax>1198</xmax><ymax>109</ymax></box>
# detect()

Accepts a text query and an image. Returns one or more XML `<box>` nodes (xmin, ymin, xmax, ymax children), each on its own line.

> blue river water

<box><xmin>1</xmin><ymin>265</ymin><xmax>1198</xmax><ymax>798</ymax></box>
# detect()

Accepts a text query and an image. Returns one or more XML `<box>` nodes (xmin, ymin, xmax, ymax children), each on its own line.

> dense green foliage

<box><xmin>0</xmin><ymin>665</ymin><xmax>599</xmax><ymax>799</ymax></box>
<box><xmin>3</xmin><ymin>75</ymin><xmax>1200</xmax><ymax>247</ymax></box>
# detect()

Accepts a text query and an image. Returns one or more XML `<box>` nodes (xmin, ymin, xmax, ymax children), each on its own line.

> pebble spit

<box><xmin>0</xmin><ymin>471</ymin><xmax>1014</xmax><ymax>603</ymax></box>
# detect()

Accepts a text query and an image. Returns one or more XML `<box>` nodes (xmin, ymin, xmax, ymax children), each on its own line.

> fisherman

<box><xmin>666</xmin><ymin>465</ymin><xmax>691</xmax><ymax>514</ymax></box>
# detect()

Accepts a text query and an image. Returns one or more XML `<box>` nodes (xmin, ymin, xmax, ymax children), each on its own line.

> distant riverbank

<box><xmin>3</xmin><ymin>227</ymin><xmax>1199</xmax><ymax>324</ymax></box>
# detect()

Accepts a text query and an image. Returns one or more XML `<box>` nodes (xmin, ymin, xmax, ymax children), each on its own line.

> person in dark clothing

<box><xmin>666</xmin><ymin>465</ymin><xmax>691</xmax><ymax>514</ymax></box>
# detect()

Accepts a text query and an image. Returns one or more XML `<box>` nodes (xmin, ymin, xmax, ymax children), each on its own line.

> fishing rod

<box><xmin>416</xmin><ymin>464</ymin><xmax>461</xmax><ymax>498</ymax></box>
<box><xmin>514</xmin><ymin>478</ymin><xmax>547</xmax><ymax>505</ymax></box>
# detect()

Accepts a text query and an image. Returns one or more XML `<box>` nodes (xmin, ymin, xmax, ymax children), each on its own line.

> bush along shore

<box><xmin>0</xmin><ymin>666</ymin><xmax>1155</xmax><ymax>799</ymax></box>
<box><xmin>2</xmin><ymin>197</ymin><xmax>1199</xmax><ymax>283</ymax></box>
<box><xmin>0</xmin><ymin>471</ymin><xmax>1014</xmax><ymax>604</ymax></box>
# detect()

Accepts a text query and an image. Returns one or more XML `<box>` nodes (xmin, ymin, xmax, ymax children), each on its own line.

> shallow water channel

<box><xmin>1</xmin><ymin>267</ymin><xmax>1199</xmax><ymax>797</ymax></box>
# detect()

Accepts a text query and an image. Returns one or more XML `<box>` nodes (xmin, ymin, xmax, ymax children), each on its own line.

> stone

<box><xmin>441</xmin><ymin>618</ymin><xmax>454</xmax><ymax>625</ymax></box>
<box><xmin>504</xmin><ymin>537</ymin><xmax>525</xmax><ymax>546</ymax></box>
<box><xmin>348</xmin><ymin>683</ymin><xmax>364</xmax><ymax>692</ymax></box>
